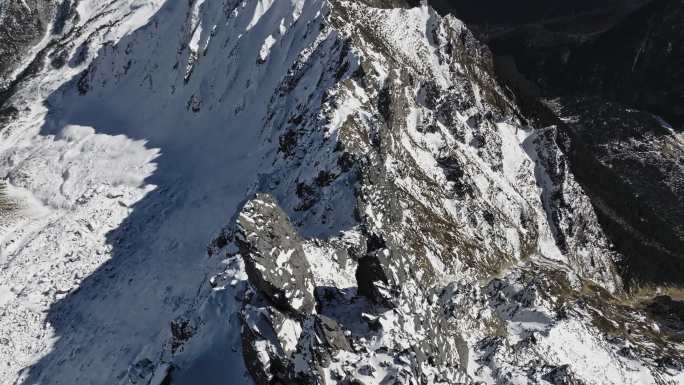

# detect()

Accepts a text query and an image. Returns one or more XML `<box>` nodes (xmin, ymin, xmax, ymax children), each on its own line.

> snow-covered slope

<box><xmin>0</xmin><ymin>1</ymin><xmax>681</xmax><ymax>385</ymax></box>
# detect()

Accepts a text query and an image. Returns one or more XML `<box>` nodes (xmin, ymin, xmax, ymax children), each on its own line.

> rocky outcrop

<box><xmin>212</xmin><ymin>2</ymin><xmax>680</xmax><ymax>383</ymax></box>
<box><xmin>235</xmin><ymin>194</ymin><xmax>316</xmax><ymax>316</ymax></box>
<box><xmin>235</xmin><ymin>194</ymin><xmax>350</xmax><ymax>384</ymax></box>
<box><xmin>234</xmin><ymin>194</ymin><xmax>469</xmax><ymax>385</ymax></box>
<box><xmin>449</xmin><ymin>0</ymin><xmax>684</xmax><ymax>288</ymax></box>
<box><xmin>0</xmin><ymin>0</ymin><xmax>55</xmax><ymax>84</ymax></box>
<box><xmin>355</xmin><ymin>234</ymin><xmax>399</xmax><ymax>307</ymax></box>
<box><xmin>555</xmin><ymin>100</ymin><xmax>684</xmax><ymax>287</ymax></box>
<box><xmin>0</xmin><ymin>1</ymin><xmax>681</xmax><ymax>385</ymax></box>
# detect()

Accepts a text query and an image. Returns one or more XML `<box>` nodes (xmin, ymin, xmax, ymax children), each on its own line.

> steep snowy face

<box><xmin>0</xmin><ymin>1</ymin><xmax>681</xmax><ymax>385</ymax></box>
<box><xmin>0</xmin><ymin>0</ymin><xmax>330</xmax><ymax>383</ymax></box>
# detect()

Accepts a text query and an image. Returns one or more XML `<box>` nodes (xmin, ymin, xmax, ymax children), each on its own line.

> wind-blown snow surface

<box><xmin>0</xmin><ymin>0</ymin><xmax>327</xmax><ymax>383</ymax></box>
<box><xmin>0</xmin><ymin>1</ymin><xmax>681</xmax><ymax>385</ymax></box>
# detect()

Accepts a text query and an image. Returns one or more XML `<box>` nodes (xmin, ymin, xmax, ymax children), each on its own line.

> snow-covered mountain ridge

<box><xmin>0</xmin><ymin>1</ymin><xmax>681</xmax><ymax>384</ymax></box>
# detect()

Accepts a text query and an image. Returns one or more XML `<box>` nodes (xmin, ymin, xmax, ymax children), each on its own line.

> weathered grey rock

<box><xmin>355</xmin><ymin>234</ymin><xmax>398</xmax><ymax>307</ymax></box>
<box><xmin>240</xmin><ymin>300</ymin><xmax>299</xmax><ymax>385</ymax></box>
<box><xmin>314</xmin><ymin>314</ymin><xmax>351</xmax><ymax>353</ymax></box>
<box><xmin>240</xmin><ymin>297</ymin><xmax>347</xmax><ymax>385</ymax></box>
<box><xmin>235</xmin><ymin>193</ymin><xmax>316</xmax><ymax>316</ymax></box>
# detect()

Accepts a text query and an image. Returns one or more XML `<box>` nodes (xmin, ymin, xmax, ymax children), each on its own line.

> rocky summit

<box><xmin>0</xmin><ymin>1</ymin><xmax>681</xmax><ymax>385</ymax></box>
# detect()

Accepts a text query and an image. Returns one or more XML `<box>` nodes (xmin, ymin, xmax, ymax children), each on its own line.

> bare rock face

<box><xmin>235</xmin><ymin>193</ymin><xmax>316</xmax><ymax>316</ymax></box>
<box><xmin>232</xmin><ymin>193</ymin><xmax>470</xmax><ymax>385</ymax></box>
<box><xmin>211</xmin><ymin>2</ymin><xmax>681</xmax><ymax>384</ymax></box>
<box><xmin>240</xmin><ymin>296</ymin><xmax>354</xmax><ymax>385</ymax></box>
<box><xmin>464</xmin><ymin>0</ymin><xmax>684</xmax><ymax>288</ymax></box>
<box><xmin>0</xmin><ymin>0</ymin><xmax>682</xmax><ymax>385</ymax></box>
<box><xmin>0</xmin><ymin>1</ymin><xmax>55</xmax><ymax>83</ymax></box>
<box><xmin>235</xmin><ymin>194</ymin><xmax>324</xmax><ymax>384</ymax></box>
<box><xmin>355</xmin><ymin>234</ymin><xmax>399</xmax><ymax>307</ymax></box>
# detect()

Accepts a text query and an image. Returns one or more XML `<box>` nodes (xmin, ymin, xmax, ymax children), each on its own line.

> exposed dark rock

<box><xmin>454</xmin><ymin>0</ymin><xmax>684</xmax><ymax>287</ymax></box>
<box><xmin>0</xmin><ymin>1</ymin><xmax>55</xmax><ymax>83</ymax></box>
<box><xmin>240</xmin><ymin>298</ymin><xmax>303</xmax><ymax>385</ymax></box>
<box><xmin>169</xmin><ymin>319</ymin><xmax>195</xmax><ymax>353</ymax></box>
<box><xmin>314</xmin><ymin>314</ymin><xmax>351</xmax><ymax>352</ymax></box>
<box><xmin>355</xmin><ymin>235</ymin><xmax>398</xmax><ymax>307</ymax></box>
<box><xmin>2</xmin><ymin>1</ymin><xmax>683</xmax><ymax>384</ymax></box>
<box><xmin>541</xmin><ymin>364</ymin><xmax>586</xmax><ymax>385</ymax></box>
<box><xmin>235</xmin><ymin>193</ymin><xmax>316</xmax><ymax>316</ymax></box>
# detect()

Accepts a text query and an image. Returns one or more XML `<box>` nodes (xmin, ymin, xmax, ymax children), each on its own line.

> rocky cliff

<box><xmin>0</xmin><ymin>1</ymin><xmax>681</xmax><ymax>385</ymax></box>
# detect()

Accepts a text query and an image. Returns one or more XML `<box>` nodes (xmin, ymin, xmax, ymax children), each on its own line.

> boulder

<box><xmin>235</xmin><ymin>193</ymin><xmax>316</xmax><ymax>316</ymax></box>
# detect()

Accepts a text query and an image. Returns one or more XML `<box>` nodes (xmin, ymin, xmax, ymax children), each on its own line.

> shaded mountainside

<box><xmin>432</xmin><ymin>0</ymin><xmax>684</xmax><ymax>288</ymax></box>
<box><xmin>484</xmin><ymin>0</ymin><xmax>684</xmax><ymax>127</ymax></box>
<box><xmin>0</xmin><ymin>1</ymin><xmax>681</xmax><ymax>385</ymax></box>
<box><xmin>429</xmin><ymin>0</ymin><xmax>648</xmax><ymax>34</ymax></box>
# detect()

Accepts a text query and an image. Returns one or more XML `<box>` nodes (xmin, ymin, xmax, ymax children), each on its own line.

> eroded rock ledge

<box><xmin>233</xmin><ymin>193</ymin><xmax>468</xmax><ymax>385</ymax></box>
